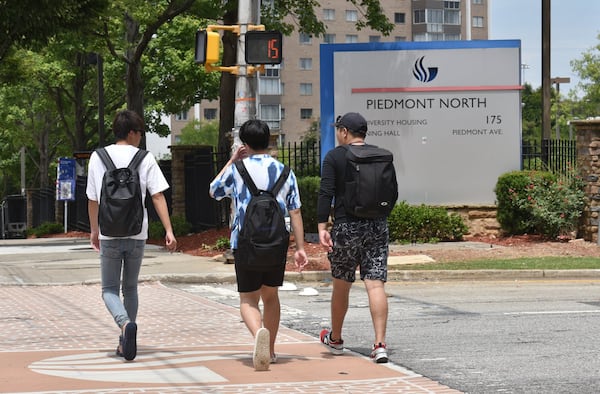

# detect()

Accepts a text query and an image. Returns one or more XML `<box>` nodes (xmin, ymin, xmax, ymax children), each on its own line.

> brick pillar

<box><xmin>573</xmin><ymin>119</ymin><xmax>600</xmax><ymax>243</ymax></box>
<box><xmin>170</xmin><ymin>145</ymin><xmax>199</xmax><ymax>217</ymax></box>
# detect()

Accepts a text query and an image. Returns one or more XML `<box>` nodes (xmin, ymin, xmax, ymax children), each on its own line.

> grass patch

<box><xmin>396</xmin><ymin>257</ymin><xmax>600</xmax><ymax>270</ymax></box>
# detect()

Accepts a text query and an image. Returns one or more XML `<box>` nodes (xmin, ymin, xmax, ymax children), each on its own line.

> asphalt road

<box><xmin>173</xmin><ymin>279</ymin><xmax>600</xmax><ymax>393</ymax></box>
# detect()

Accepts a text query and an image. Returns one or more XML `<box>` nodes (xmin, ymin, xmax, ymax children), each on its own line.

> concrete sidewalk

<box><xmin>2</xmin><ymin>236</ymin><xmax>599</xmax><ymax>393</ymax></box>
<box><xmin>0</xmin><ymin>283</ymin><xmax>460</xmax><ymax>393</ymax></box>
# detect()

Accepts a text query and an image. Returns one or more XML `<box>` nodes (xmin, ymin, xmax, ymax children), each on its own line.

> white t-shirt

<box><xmin>86</xmin><ymin>144</ymin><xmax>169</xmax><ymax>240</ymax></box>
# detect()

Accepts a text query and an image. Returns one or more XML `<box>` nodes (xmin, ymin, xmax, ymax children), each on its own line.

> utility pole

<box><xmin>541</xmin><ymin>0</ymin><xmax>551</xmax><ymax>163</ymax></box>
<box><xmin>232</xmin><ymin>0</ymin><xmax>259</xmax><ymax>153</ymax></box>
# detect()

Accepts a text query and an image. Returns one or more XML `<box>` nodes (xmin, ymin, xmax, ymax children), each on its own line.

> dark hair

<box><xmin>239</xmin><ymin>119</ymin><xmax>270</xmax><ymax>150</ymax></box>
<box><xmin>112</xmin><ymin>110</ymin><xmax>145</xmax><ymax>141</ymax></box>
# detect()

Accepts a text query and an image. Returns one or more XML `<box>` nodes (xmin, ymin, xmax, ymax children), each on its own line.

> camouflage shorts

<box><xmin>327</xmin><ymin>219</ymin><xmax>389</xmax><ymax>283</ymax></box>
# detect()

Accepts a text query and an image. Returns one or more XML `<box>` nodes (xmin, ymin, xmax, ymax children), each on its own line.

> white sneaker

<box><xmin>253</xmin><ymin>328</ymin><xmax>270</xmax><ymax>371</ymax></box>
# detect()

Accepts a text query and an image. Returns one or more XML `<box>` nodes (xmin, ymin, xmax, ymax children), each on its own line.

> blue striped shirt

<box><xmin>209</xmin><ymin>154</ymin><xmax>301</xmax><ymax>248</ymax></box>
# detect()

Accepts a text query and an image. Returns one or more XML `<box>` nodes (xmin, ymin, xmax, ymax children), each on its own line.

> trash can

<box><xmin>1</xmin><ymin>194</ymin><xmax>27</xmax><ymax>239</ymax></box>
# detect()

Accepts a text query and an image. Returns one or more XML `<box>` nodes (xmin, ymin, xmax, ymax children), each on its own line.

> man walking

<box><xmin>209</xmin><ymin>119</ymin><xmax>308</xmax><ymax>371</ymax></box>
<box><xmin>317</xmin><ymin>112</ymin><xmax>394</xmax><ymax>363</ymax></box>
<box><xmin>87</xmin><ymin>109</ymin><xmax>177</xmax><ymax>361</ymax></box>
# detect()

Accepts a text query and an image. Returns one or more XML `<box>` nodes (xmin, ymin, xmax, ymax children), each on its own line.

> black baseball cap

<box><xmin>335</xmin><ymin>112</ymin><xmax>368</xmax><ymax>134</ymax></box>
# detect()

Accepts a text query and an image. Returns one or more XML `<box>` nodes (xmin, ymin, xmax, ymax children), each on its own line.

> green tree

<box><xmin>571</xmin><ymin>35</ymin><xmax>600</xmax><ymax>116</ymax></box>
<box><xmin>521</xmin><ymin>83</ymin><xmax>542</xmax><ymax>145</ymax></box>
<box><xmin>178</xmin><ymin>119</ymin><xmax>219</xmax><ymax>146</ymax></box>
<box><xmin>0</xmin><ymin>0</ymin><xmax>109</xmax><ymax>62</ymax></box>
<box><xmin>0</xmin><ymin>50</ymin><xmax>73</xmax><ymax>190</ymax></box>
<box><xmin>97</xmin><ymin>0</ymin><xmax>222</xmax><ymax>125</ymax></box>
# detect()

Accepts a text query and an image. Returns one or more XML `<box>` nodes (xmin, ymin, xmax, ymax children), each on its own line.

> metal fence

<box><xmin>522</xmin><ymin>139</ymin><xmax>577</xmax><ymax>174</ymax></box>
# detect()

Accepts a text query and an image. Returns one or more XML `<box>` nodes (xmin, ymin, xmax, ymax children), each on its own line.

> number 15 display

<box><xmin>245</xmin><ymin>31</ymin><xmax>282</xmax><ymax>65</ymax></box>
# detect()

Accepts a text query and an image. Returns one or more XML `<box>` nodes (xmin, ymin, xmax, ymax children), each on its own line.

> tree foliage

<box><xmin>178</xmin><ymin>119</ymin><xmax>219</xmax><ymax>146</ymax></box>
<box><xmin>0</xmin><ymin>0</ymin><xmax>109</xmax><ymax>62</ymax></box>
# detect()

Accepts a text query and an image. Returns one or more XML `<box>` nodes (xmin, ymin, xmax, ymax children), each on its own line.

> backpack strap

<box><xmin>128</xmin><ymin>149</ymin><xmax>149</xmax><ymax>170</ymax></box>
<box><xmin>95</xmin><ymin>148</ymin><xmax>116</xmax><ymax>171</ymax></box>
<box><xmin>271</xmin><ymin>165</ymin><xmax>291</xmax><ymax>196</ymax></box>
<box><xmin>234</xmin><ymin>160</ymin><xmax>290</xmax><ymax>196</ymax></box>
<box><xmin>234</xmin><ymin>160</ymin><xmax>259</xmax><ymax>196</ymax></box>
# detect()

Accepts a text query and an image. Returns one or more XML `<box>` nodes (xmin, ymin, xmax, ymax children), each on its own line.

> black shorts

<box><xmin>233</xmin><ymin>250</ymin><xmax>286</xmax><ymax>293</ymax></box>
<box><xmin>327</xmin><ymin>218</ymin><xmax>389</xmax><ymax>283</ymax></box>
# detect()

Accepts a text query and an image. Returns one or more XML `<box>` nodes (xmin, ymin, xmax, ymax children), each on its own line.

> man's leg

<box><xmin>240</xmin><ymin>289</ymin><xmax>270</xmax><ymax>370</ymax></box>
<box><xmin>239</xmin><ymin>290</ymin><xmax>262</xmax><ymax>336</ymax></box>
<box><xmin>330</xmin><ymin>278</ymin><xmax>352</xmax><ymax>341</ymax></box>
<box><xmin>260</xmin><ymin>285</ymin><xmax>280</xmax><ymax>356</ymax></box>
<box><xmin>364</xmin><ymin>279</ymin><xmax>388</xmax><ymax>344</ymax></box>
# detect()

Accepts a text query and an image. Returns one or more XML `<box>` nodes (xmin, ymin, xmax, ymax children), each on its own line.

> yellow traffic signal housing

<box><xmin>195</xmin><ymin>30</ymin><xmax>220</xmax><ymax>65</ymax></box>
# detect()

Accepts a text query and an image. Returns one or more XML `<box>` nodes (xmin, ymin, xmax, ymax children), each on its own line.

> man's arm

<box><xmin>151</xmin><ymin>192</ymin><xmax>177</xmax><ymax>252</ymax></box>
<box><xmin>289</xmin><ymin>208</ymin><xmax>308</xmax><ymax>271</ymax></box>
<box><xmin>88</xmin><ymin>200</ymin><xmax>100</xmax><ymax>251</ymax></box>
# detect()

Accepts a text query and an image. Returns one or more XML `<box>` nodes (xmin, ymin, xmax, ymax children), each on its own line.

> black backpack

<box><xmin>343</xmin><ymin>144</ymin><xmax>399</xmax><ymax>219</ymax></box>
<box><xmin>95</xmin><ymin>148</ymin><xmax>149</xmax><ymax>237</ymax></box>
<box><xmin>234</xmin><ymin>160</ymin><xmax>291</xmax><ymax>271</ymax></box>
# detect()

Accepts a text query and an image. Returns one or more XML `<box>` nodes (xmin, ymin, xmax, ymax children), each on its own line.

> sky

<box><xmin>489</xmin><ymin>0</ymin><xmax>600</xmax><ymax>95</ymax></box>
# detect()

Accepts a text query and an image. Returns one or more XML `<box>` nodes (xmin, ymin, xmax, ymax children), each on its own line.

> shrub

<box><xmin>28</xmin><ymin>222</ymin><xmax>63</xmax><ymax>237</ymax></box>
<box><xmin>215</xmin><ymin>237</ymin><xmax>230</xmax><ymax>250</ymax></box>
<box><xmin>510</xmin><ymin>171</ymin><xmax>585</xmax><ymax>239</ymax></box>
<box><xmin>297</xmin><ymin>176</ymin><xmax>320</xmax><ymax>233</ymax></box>
<box><xmin>148</xmin><ymin>215</ymin><xmax>192</xmax><ymax>239</ymax></box>
<box><xmin>387</xmin><ymin>201</ymin><xmax>468</xmax><ymax>243</ymax></box>
<box><xmin>495</xmin><ymin>170</ymin><xmax>555</xmax><ymax>235</ymax></box>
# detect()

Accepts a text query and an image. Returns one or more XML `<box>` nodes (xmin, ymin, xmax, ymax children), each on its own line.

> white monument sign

<box><xmin>320</xmin><ymin>40</ymin><xmax>522</xmax><ymax>205</ymax></box>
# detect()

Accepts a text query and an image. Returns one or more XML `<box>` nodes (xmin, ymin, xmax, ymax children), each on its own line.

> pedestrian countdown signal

<box><xmin>245</xmin><ymin>31</ymin><xmax>282</xmax><ymax>65</ymax></box>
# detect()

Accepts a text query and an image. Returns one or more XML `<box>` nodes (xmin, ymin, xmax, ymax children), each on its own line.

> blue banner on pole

<box><xmin>57</xmin><ymin>158</ymin><xmax>76</xmax><ymax>201</ymax></box>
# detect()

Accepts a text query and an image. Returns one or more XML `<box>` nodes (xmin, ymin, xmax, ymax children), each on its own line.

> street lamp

<box><xmin>521</xmin><ymin>63</ymin><xmax>530</xmax><ymax>84</ymax></box>
<box><xmin>551</xmin><ymin>77</ymin><xmax>570</xmax><ymax>140</ymax></box>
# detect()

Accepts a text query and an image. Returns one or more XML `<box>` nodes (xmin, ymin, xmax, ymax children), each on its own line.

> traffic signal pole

<box><xmin>232</xmin><ymin>0</ymin><xmax>259</xmax><ymax>153</ymax></box>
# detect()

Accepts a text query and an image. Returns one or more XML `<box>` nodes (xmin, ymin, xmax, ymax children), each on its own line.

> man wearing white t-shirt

<box><xmin>86</xmin><ymin>109</ymin><xmax>176</xmax><ymax>361</ymax></box>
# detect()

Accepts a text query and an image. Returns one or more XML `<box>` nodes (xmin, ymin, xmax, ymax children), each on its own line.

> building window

<box><xmin>445</xmin><ymin>33</ymin><xmax>461</xmax><ymax>40</ymax></box>
<box><xmin>260</xmin><ymin>104</ymin><xmax>281</xmax><ymax>130</ymax></box>
<box><xmin>414</xmin><ymin>32</ymin><xmax>444</xmax><ymax>41</ymax></box>
<box><xmin>395</xmin><ymin>36</ymin><xmax>407</xmax><ymax>41</ymax></box>
<box><xmin>263</xmin><ymin>66</ymin><xmax>280</xmax><ymax>78</ymax></box>
<box><xmin>394</xmin><ymin>13</ymin><xmax>405</xmax><ymax>24</ymax></box>
<box><xmin>444</xmin><ymin>1</ymin><xmax>460</xmax><ymax>9</ymax></box>
<box><xmin>299</xmin><ymin>58</ymin><xmax>312</xmax><ymax>70</ymax></box>
<box><xmin>473</xmin><ymin>0</ymin><xmax>483</xmax><ymax>4</ymax></box>
<box><xmin>427</xmin><ymin>23</ymin><xmax>443</xmax><ymax>33</ymax></box>
<box><xmin>428</xmin><ymin>9</ymin><xmax>444</xmax><ymax>23</ymax></box>
<box><xmin>324</xmin><ymin>33</ymin><xmax>336</xmax><ymax>44</ymax></box>
<box><xmin>323</xmin><ymin>8</ymin><xmax>335</xmax><ymax>20</ymax></box>
<box><xmin>204</xmin><ymin>108</ymin><xmax>217</xmax><ymax>120</ymax></box>
<box><xmin>445</xmin><ymin>10</ymin><xmax>460</xmax><ymax>24</ymax></box>
<box><xmin>259</xmin><ymin>78</ymin><xmax>281</xmax><ymax>95</ymax></box>
<box><xmin>473</xmin><ymin>16</ymin><xmax>484</xmax><ymax>27</ymax></box>
<box><xmin>175</xmin><ymin>111</ymin><xmax>188</xmax><ymax>121</ymax></box>
<box><xmin>299</xmin><ymin>33</ymin><xmax>312</xmax><ymax>44</ymax></box>
<box><xmin>300</xmin><ymin>108</ymin><xmax>313</xmax><ymax>119</ymax></box>
<box><xmin>345</xmin><ymin>34</ymin><xmax>358</xmax><ymax>43</ymax></box>
<box><xmin>414</xmin><ymin>10</ymin><xmax>425</xmax><ymax>23</ymax></box>
<box><xmin>299</xmin><ymin>83</ymin><xmax>313</xmax><ymax>96</ymax></box>
<box><xmin>346</xmin><ymin>10</ymin><xmax>358</xmax><ymax>22</ymax></box>
<box><xmin>369</xmin><ymin>35</ymin><xmax>380</xmax><ymax>43</ymax></box>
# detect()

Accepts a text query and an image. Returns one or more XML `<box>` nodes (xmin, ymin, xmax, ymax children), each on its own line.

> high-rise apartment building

<box><xmin>170</xmin><ymin>0</ymin><xmax>489</xmax><ymax>145</ymax></box>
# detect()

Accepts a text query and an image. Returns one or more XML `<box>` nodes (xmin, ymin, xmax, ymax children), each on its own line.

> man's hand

<box><xmin>319</xmin><ymin>229</ymin><xmax>333</xmax><ymax>252</ymax></box>
<box><xmin>294</xmin><ymin>249</ymin><xmax>309</xmax><ymax>272</ymax></box>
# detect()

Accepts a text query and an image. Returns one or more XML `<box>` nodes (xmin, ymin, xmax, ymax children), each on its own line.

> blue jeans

<box><xmin>100</xmin><ymin>239</ymin><xmax>145</xmax><ymax>328</ymax></box>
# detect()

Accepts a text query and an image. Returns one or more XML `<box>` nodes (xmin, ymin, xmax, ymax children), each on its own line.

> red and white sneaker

<box><xmin>320</xmin><ymin>329</ymin><xmax>344</xmax><ymax>355</ymax></box>
<box><xmin>371</xmin><ymin>342</ymin><xmax>388</xmax><ymax>363</ymax></box>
